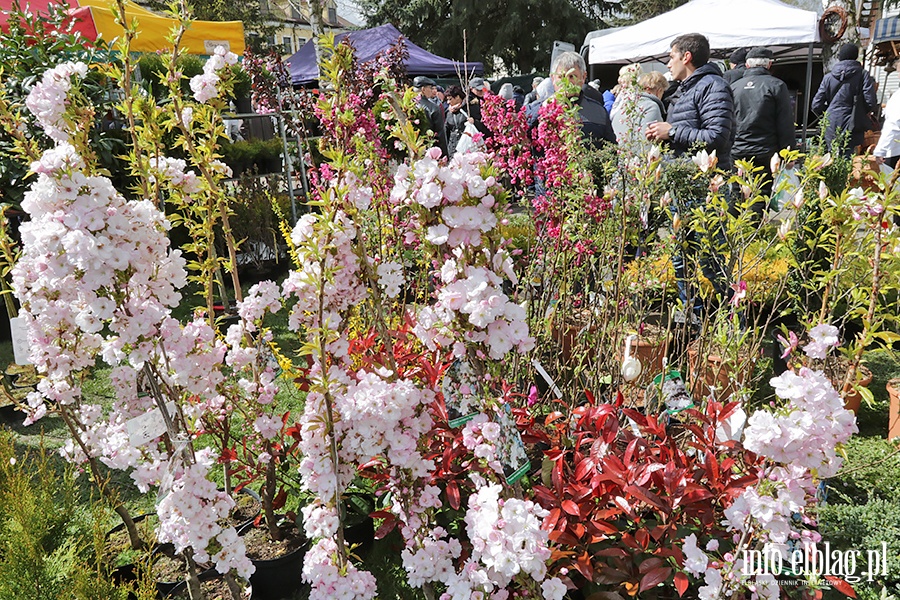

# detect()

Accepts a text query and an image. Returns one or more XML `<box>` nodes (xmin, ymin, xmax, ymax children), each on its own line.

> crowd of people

<box><xmin>408</xmin><ymin>33</ymin><xmax>892</xmax><ymax>320</ymax></box>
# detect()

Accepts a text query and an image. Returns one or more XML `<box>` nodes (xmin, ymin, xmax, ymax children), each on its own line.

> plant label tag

<box><xmin>9</xmin><ymin>316</ymin><xmax>31</xmax><ymax>365</ymax></box>
<box><xmin>531</xmin><ymin>360</ymin><xmax>563</xmax><ymax>399</ymax></box>
<box><xmin>443</xmin><ymin>359</ymin><xmax>482</xmax><ymax>428</ymax></box>
<box><xmin>495</xmin><ymin>404</ymin><xmax>530</xmax><ymax>485</ymax></box>
<box><xmin>127</xmin><ymin>402</ymin><xmax>175</xmax><ymax>447</ymax></box>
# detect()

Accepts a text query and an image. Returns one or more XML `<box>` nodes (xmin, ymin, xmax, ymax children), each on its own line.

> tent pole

<box><xmin>802</xmin><ymin>42</ymin><xmax>814</xmax><ymax>149</ymax></box>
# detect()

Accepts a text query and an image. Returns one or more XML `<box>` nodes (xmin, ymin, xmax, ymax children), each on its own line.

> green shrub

<box><xmin>818</xmin><ymin>498</ymin><xmax>900</xmax><ymax>596</ymax></box>
<box><xmin>0</xmin><ymin>430</ymin><xmax>130</xmax><ymax>600</ymax></box>
<box><xmin>826</xmin><ymin>437</ymin><xmax>900</xmax><ymax>503</ymax></box>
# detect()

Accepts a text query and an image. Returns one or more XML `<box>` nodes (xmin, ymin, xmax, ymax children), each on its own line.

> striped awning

<box><xmin>873</xmin><ymin>16</ymin><xmax>900</xmax><ymax>45</ymax></box>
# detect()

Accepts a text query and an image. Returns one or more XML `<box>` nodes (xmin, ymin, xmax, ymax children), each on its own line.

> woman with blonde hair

<box><xmin>611</xmin><ymin>69</ymin><xmax>669</xmax><ymax>146</ymax></box>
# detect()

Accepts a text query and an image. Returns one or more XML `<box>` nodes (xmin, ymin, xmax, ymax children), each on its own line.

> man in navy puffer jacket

<box><xmin>646</xmin><ymin>33</ymin><xmax>735</xmax><ymax>170</ymax></box>
<box><xmin>646</xmin><ymin>33</ymin><xmax>735</xmax><ymax>321</ymax></box>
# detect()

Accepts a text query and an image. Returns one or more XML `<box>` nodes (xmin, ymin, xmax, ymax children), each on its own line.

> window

<box><xmin>327</xmin><ymin>7</ymin><xmax>337</xmax><ymax>23</ymax></box>
<box><xmin>297</xmin><ymin>38</ymin><xmax>308</xmax><ymax>47</ymax></box>
<box><xmin>282</xmin><ymin>36</ymin><xmax>292</xmax><ymax>53</ymax></box>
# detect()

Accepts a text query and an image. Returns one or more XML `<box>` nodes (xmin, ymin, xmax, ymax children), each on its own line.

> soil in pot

<box><xmin>170</xmin><ymin>570</ymin><xmax>248</xmax><ymax>600</ymax></box>
<box><xmin>242</xmin><ymin>519</ymin><xmax>308</xmax><ymax>600</ymax></box>
<box><xmin>227</xmin><ymin>487</ymin><xmax>262</xmax><ymax>530</ymax></box>
<box><xmin>154</xmin><ymin>544</ymin><xmax>213</xmax><ymax>597</ymax></box>
<box><xmin>887</xmin><ymin>378</ymin><xmax>900</xmax><ymax>439</ymax></box>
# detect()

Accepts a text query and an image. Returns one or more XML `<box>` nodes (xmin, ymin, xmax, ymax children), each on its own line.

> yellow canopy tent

<box><xmin>75</xmin><ymin>0</ymin><xmax>245</xmax><ymax>55</ymax></box>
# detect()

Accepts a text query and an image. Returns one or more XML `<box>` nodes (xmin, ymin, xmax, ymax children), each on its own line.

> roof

<box><xmin>588</xmin><ymin>0</ymin><xmax>819</xmax><ymax>65</ymax></box>
<box><xmin>287</xmin><ymin>23</ymin><xmax>484</xmax><ymax>86</ymax></box>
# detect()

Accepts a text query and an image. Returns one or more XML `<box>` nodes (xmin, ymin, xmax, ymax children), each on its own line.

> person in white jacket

<box><xmin>875</xmin><ymin>79</ymin><xmax>900</xmax><ymax>168</ymax></box>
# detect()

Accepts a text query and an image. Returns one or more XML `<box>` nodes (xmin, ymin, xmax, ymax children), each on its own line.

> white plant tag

<box><xmin>127</xmin><ymin>402</ymin><xmax>175</xmax><ymax>447</ymax></box>
<box><xmin>9</xmin><ymin>316</ymin><xmax>31</xmax><ymax>365</ymax></box>
<box><xmin>531</xmin><ymin>359</ymin><xmax>563</xmax><ymax>399</ymax></box>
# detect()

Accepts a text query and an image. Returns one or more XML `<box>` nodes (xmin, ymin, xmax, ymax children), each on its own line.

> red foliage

<box><xmin>519</xmin><ymin>397</ymin><xmax>764</xmax><ymax>595</ymax></box>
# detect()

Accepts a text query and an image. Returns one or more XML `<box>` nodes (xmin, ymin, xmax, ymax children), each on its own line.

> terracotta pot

<box><xmin>629</xmin><ymin>335</ymin><xmax>670</xmax><ymax>387</ymax></box>
<box><xmin>686</xmin><ymin>340</ymin><xmax>754</xmax><ymax>402</ymax></box>
<box><xmin>834</xmin><ymin>365</ymin><xmax>872</xmax><ymax>415</ymax></box>
<box><xmin>887</xmin><ymin>378</ymin><xmax>900</xmax><ymax>439</ymax></box>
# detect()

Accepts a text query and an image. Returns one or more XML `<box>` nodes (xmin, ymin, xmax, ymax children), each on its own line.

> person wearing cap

<box><xmin>466</xmin><ymin>77</ymin><xmax>490</xmax><ymax>136</ymax></box>
<box><xmin>731</xmin><ymin>46</ymin><xmax>795</xmax><ymax>208</ymax></box>
<box><xmin>812</xmin><ymin>43</ymin><xmax>877</xmax><ymax>155</ymax></box>
<box><xmin>723</xmin><ymin>48</ymin><xmax>749</xmax><ymax>85</ymax></box>
<box><xmin>413</xmin><ymin>75</ymin><xmax>449</xmax><ymax>156</ymax></box>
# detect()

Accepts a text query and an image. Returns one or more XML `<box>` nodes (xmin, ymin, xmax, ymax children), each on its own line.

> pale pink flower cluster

<box><xmin>301</xmin><ymin>501</ymin><xmax>340</xmax><ymax>539</ymax></box>
<box><xmin>11</xmin><ymin>143</ymin><xmax>187</xmax><ymax>418</ymax></box>
<box><xmin>296</xmin><ymin>367</ymin><xmax>356</xmax><ymax>502</ymax></box>
<box><xmin>802</xmin><ymin>323</ymin><xmax>840</xmax><ymax>360</ymax></box>
<box><xmin>237</xmin><ymin>280</ymin><xmax>283</xmax><ymax>332</ymax></box>
<box><xmin>416</xmin><ymin>264</ymin><xmax>533</xmax><ymax>360</ymax></box>
<box><xmin>282</xmin><ymin>211</ymin><xmax>366</xmax><ymax>334</ymax></box>
<box><xmin>393</xmin><ymin>149</ymin><xmax>500</xmax><ymax>247</ymax></box>
<box><xmin>376</xmin><ymin>261</ymin><xmax>404</xmax><ymax>298</ymax></box>
<box><xmin>190</xmin><ymin>45</ymin><xmax>239</xmax><ymax>103</ymax></box>
<box><xmin>745</xmin><ymin>367</ymin><xmax>857</xmax><ymax>478</ymax></box>
<box><xmin>337</xmin><ymin>171</ymin><xmax>374</xmax><ymax>211</ymax></box>
<box><xmin>157</xmin><ymin>449</ymin><xmax>254</xmax><ymax>579</ymax></box>
<box><xmin>302</xmin><ymin>538</ymin><xmax>378</xmax><ymax>600</ymax></box>
<box><xmin>435</xmin><ymin>480</ymin><xmax>563</xmax><ymax>600</ymax></box>
<box><xmin>682</xmin><ymin>356</ymin><xmax>854</xmax><ymax>598</ymax></box>
<box><xmin>401</xmin><ymin>528</ymin><xmax>462</xmax><ymax>587</ymax></box>
<box><xmin>148</xmin><ymin>156</ymin><xmax>202</xmax><ymax>194</ymax></box>
<box><xmin>393</xmin><ymin>150</ymin><xmax>532</xmax><ymax>361</ymax></box>
<box><xmin>338</xmin><ymin>370</ymin><xmax>435</xmax><ymax>477</ymax></box>
<box><xmin>461</xmin><ymin>413</ymin><xmax>503</xmax><ymax>475</ymax></box>
<box><xmin>25</xmin><ymin>61</ymin><xmax>88</xmax><ymax>142</ymax></box>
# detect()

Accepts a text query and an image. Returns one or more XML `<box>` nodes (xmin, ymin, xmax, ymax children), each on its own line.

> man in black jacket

<box><xmin>526</xmin><ymin>51</ymin><xmax>616</xmax><ymax>147</ymax></box>
<box><xmin>731</xmin><ymin>47</ymin><xmax>795</xmax><ymax>206</ymax></box>
<box><xmin>646</xmin><ymin>33</ymin><xmax>734</xmax><ymax>321</ymax></box>
<box><xmin>723</xmin><ymin>48</ymin><xmax>749</xmax><ymax>85</ymax></box>
<box><xmin>645</xmin><ymin>33</ymin><xmax>735</xmax><ymax>170</ymax></box>
<box><xmin>812</xmin><ymin>43</ymin><xmax>877</xmax><ymax>155</ymax></box>
<box><xmin>414</xmin><ymin>76</ymin><xmax>449</xmax><ymax>156</ymax></box>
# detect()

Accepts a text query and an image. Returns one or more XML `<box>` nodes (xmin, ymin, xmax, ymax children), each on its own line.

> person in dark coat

<box><xmin>444</xmin><ymin>85</ymin><xmax>470</xmax><ymax>156</ymax></box>
<box><xmin>723</xmin><ymin>47</ymin><xmax>749</xmax><ymax>85</ymax></box>
<box><xmin>466</xmin><ymin>77</ymin><xmax>490</xmax><ymax>136</ymax></box>
<box><xmin>731</xmin><ymin>47</ymin><xmax>796</xmax><ymax>204</ymax></box>
<box><xmin>812</xmin><ymin>43</ymin><xmax>878</xmax><ymax>155</ymax></box>
<box><xmin>414</xmin><ymin>76</ymin><xmax>449</xmax><ymax>156</ymax></box>
<box><xmin>549</xmin><ymin>52</ymin><xmax>616</xmax><ymax>147</ymax></box>
<box><xmin>646</xmin><ymin>33</ymin><xmax>735</xmax><ymax>170</ymax></box>
<box><xmin>645</xmin><ymin>32</ymin><xmax>735</xmax><ymax>320</ymax></box>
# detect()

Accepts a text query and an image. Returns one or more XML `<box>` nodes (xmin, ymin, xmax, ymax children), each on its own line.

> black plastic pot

<box><xmin>248</xmin><ymin>540</ymin><xmax>309</xmax><ymax>600</ymax></box>
<box><xmin>238</xmin><ymin>516</ymin><xmax>309</xmax><ymax>600</ymax></box>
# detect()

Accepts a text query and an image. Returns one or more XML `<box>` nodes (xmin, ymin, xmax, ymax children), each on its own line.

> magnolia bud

<box><xmin>770</xmin><ymin>152</ymin><xmax>782</xmax><ymax>174</ymax></box>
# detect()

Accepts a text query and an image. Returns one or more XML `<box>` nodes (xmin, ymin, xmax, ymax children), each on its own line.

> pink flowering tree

<box><xmin>680</xmin><ymin>326</ymin><xmax>858</xmax><ymax>598</ymax></box>
<box><xmin>0</xmin><ymin>3</ymin><xmax>266</xmax><ymax>597</ymax></box>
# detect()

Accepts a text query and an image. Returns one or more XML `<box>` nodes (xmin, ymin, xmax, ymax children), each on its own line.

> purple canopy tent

<box><xmin>287</xmin><ymin>23</ymin><xmax>484</xmax><ymax>86</ymax></box>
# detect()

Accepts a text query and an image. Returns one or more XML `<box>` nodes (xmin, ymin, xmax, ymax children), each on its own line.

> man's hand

<box><xmin>645</xmin><ymin>121</ymin><xmax>672</xmax><ymax>141</ymax></box>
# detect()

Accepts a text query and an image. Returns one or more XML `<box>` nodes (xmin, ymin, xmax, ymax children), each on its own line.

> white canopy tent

<box><xmin>587</xmin><ymin>0</ymin><xmax>821</xmax><ymax>143</ymax></box>
<box><xmin>588</xmin><ymin>0</ymin><xmax>820</xmax><ymax>65</ymax></box>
